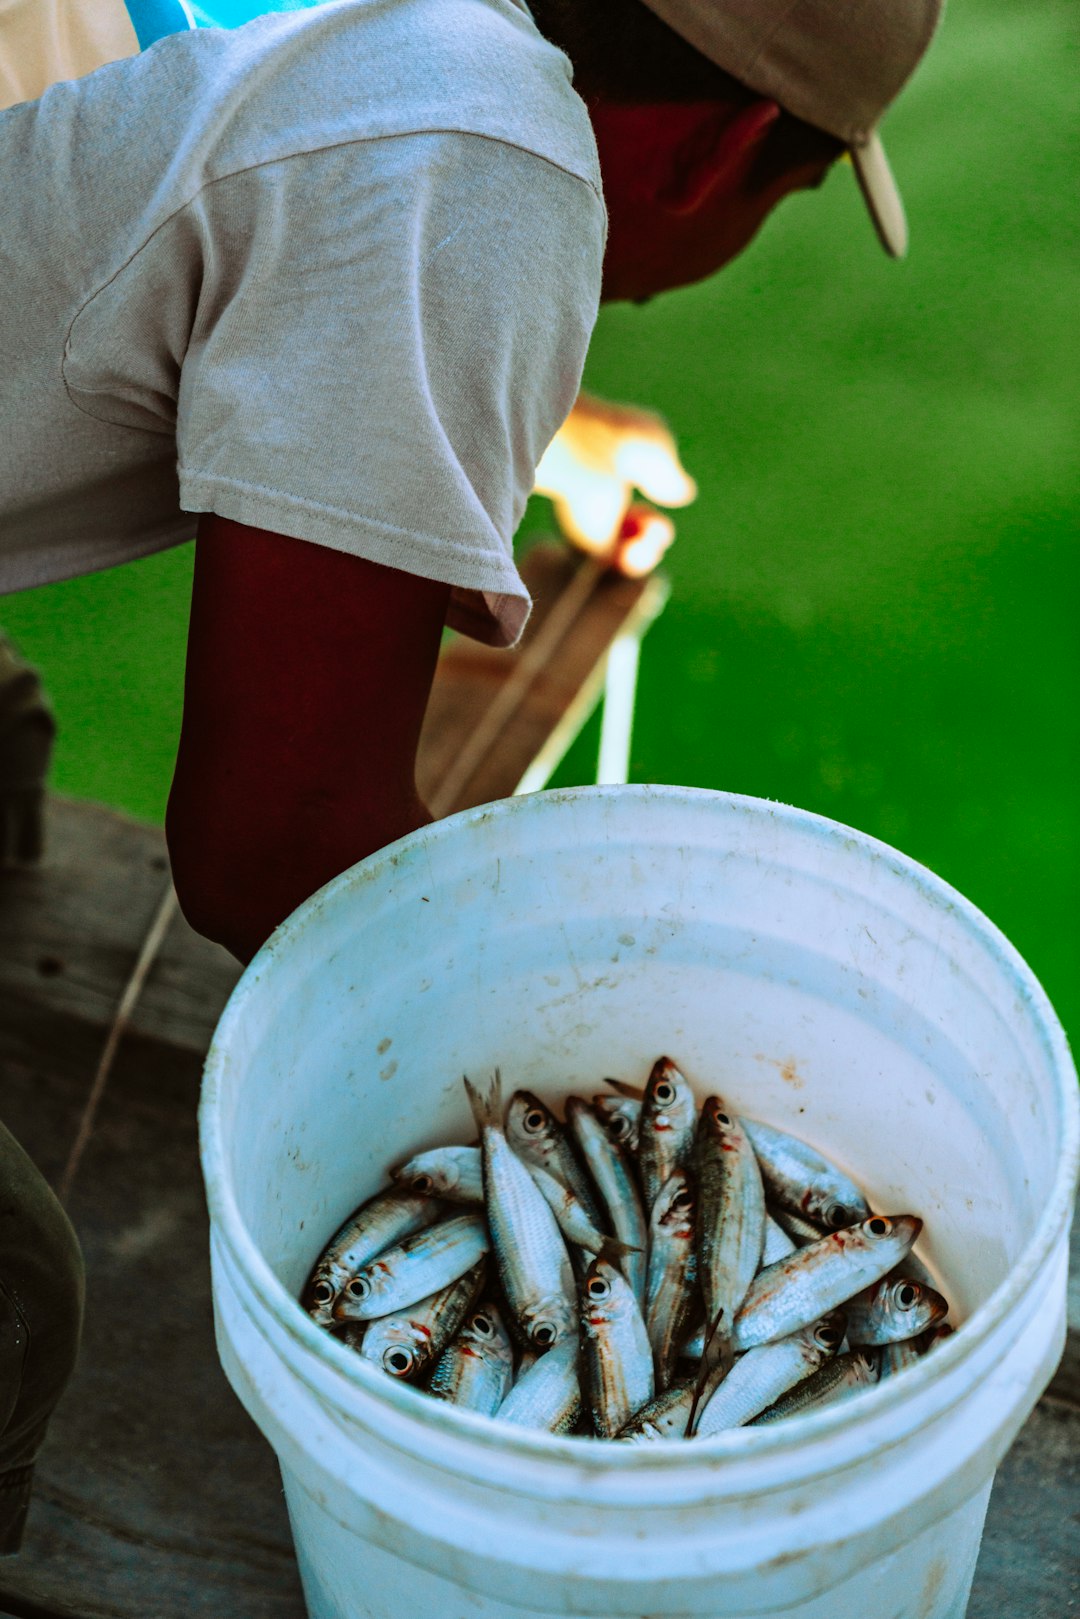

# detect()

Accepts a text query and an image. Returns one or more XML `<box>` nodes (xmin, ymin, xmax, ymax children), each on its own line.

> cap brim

<box><xmin>851</xmin><ymin>133</ymin><xmax>908</xmax><ymax>259</ymax></box>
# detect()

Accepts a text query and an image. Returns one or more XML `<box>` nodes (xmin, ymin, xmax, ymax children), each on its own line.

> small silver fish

<box><xmin>332</xmin><ymin>1213</ymin><xmax>489</xmax><ymax>1323</ymax></box>
<box><xmin>761</xmin><ymin>1214</ymin><xmax>797</xmax><ymax>1269</ymax></box>
<box><xmin>506</xmin><ymin>1091</ymin><xmax>605</xmax><ymax>1228</ymax></box>
<box><xmin>636</xmin><ymin>1057</ymin><xmax>697</xmax><ymax>1213</ymax></box>
<box><xmin>664</xmin><ymin>1235</ymin><xmax>803</xmax><ymax>1362</ymax></box>
<box><xmin>497</xmin><ymin>1333</ymin><xmax>581</xmax><ymax>1433</ymax></box>
<box><xmin>465</xmin><ymin>1073</ymin><xmax>577</xmax><ymax>1351</ymax></box>
<box><xmin>695</xmin><ymin>1313</ymin><xmax>846</xmax><ymax>1434</ymax></box>
<box><xmin>391</xmin><ymin>1145</ymin><xmax>484</xmax><ymax>1205</ymax></box>
<box><xmin>879</xmin><ymin>1320</ymin><xmax>953</xmax><ymax>1379</ymax></box>
<box><xmin>354</xmin><ymin>1261</ymin><xmax>486</xmax><ymax>1380</ymax></box>
<box><xmin>752</xmin><ymin>1348</ymin><xmax>879</xmax><ymax>1423</ymax></box>
<box><xmin>644</xmin><ymin>1170</ymin><xmax>699</xmax><ymax>1390</ymax></box>
<box><xmin>566</xmin><ymin>1097</ymin><xmax>648</xmax><ymax>1305</ymax></box>
<box><xmin>878</xmin><ymin>1338</ymin><xmax>920</xmax><ymax>1378</ymax></box>
<box><xmin>844</xmin><ymin>1276</ymin><xmax>949</xmax><ymax>1346</ymax></box>
<box><xmin>744</xmin><ymin>1120</ymin><xmax>870</xmax><ymax>1232</ymax></box>
<box><xmin>731</xmin><ymin>1214</ymin><xmax>922</xmax><ymax>1351</ymax></box>
<box><xmin>767</xmin><ymin>1203</ymin><xmax>827</xmax><ymax>1247</ymax></box>
<box><xmin>301</xmin><ymin>1189</ymin><xmax>442</xmax><ymax>1325</ymax></box>
<box><xmin>617</xmin><ymin>1377</ymin><xmax>697</xmax><ymax>1442</ymax></box>
<box><xmin>694</xmin><ymin>1095</ymin><xmax>766</xmax><ymax>1340</ymax></box>
<box><xmin>593</xmin><ymin>1092</ymin><xmax>641</xmax><ymax>1154</ymax></box>
<box><xmin>580</xmin><ymin>1255</ymin><xmax>655</xmax><ymax>1438</ymax></box>
<box><xmin>526</xmin><ymin>1161</ymin><xmax>639</xmax><ymax>1262</ymax></box>
<box><xmin>428</xmin><ymin>1299</ymin><xmax>515</xmax><ymax>1414</ymax></box>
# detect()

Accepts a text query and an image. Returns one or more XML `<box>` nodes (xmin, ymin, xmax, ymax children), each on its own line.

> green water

<box><xmin>3</xmin><ymin>0</ymin><xmax>1076</xmax><ymax>1038</ymax></box>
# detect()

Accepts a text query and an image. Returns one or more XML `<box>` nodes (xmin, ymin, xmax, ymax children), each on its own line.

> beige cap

<box><xmin>637</xmin><ymin>0</ymin><xmax>944</xmax><ymax>257</ymax></box>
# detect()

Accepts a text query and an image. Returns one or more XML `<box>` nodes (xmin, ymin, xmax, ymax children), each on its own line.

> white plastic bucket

<box><xmin>200</xmin><ymin>786</ymin><xmax>1078</xmax><ymax>1619</ymax></box>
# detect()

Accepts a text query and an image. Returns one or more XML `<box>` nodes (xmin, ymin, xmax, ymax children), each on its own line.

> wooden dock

<box><xmin>0</xmin><ymin>547</ymin><xmax>1075</xmax><ymax>1616</ymax></box>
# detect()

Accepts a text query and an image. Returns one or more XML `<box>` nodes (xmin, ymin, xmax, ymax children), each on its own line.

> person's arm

<box><xmin>166</xmin><ymin>515</ymin><xmax>450</xmax><ymax>963</ymax></box>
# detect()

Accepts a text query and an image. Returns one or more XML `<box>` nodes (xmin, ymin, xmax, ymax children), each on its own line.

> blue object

<box><xmin>122</xmin><ymin>0</ymin><xmax>197</xmax><ymax>48</ymax></box>
<box><xmin>187</xmin><ymin>0</ymin><xmax>325</xmax><ymax>26</ymax></box>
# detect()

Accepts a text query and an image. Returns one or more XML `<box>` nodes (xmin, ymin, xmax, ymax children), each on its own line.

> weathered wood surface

<box><xmin>0</xmin><ymin>796</ymin><xmax>1076</xmax><ymax>1619</ymax></box>
<box><xmin>0</xmin><ymin>797</ymin><xmax>239</xmax><ymax>1100</ymax></box>
<box><xmin>416</xmin><ymin>543</ymin><xmax>668</xmax><ymax>817</ymax></box>
<box><xmin>0</xmin><ymin>799</ymin><xmax>298</xmax><ymax>1619</ymax></box>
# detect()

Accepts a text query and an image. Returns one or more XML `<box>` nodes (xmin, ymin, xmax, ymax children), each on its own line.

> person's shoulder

<box><xmin>72</xmin><ymin>0</ymin><xmax>599</xmax><ymax>195</ymax></box>
<box><xmin>390</xmin><ymin>0</ymin><xmax>601</xmax><ymax>194</ymax></box>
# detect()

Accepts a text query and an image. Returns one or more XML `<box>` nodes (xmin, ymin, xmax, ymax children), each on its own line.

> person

<box><xmin>0</xmin><ymin>0</ymin><xmax>942</xmax><ymax>1556</ymax></box>
<box><xmin>0</xmin><ymin>1124</ymin><xmax>85</xmax><ymax>1555</ymax></box>
<box><xmin>0</xmin><ymin>0</ymin><xmax>942</xmax><ymax>961</ymax></box>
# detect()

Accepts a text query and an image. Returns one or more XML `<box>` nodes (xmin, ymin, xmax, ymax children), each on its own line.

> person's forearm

<box><xmin>167</xmin><ymin>774</ymin><xmax>434</xmax><ymax>963</ymax></box>
<box><xmin>168</xmin><ymin>517</ymin><xmax>450</xmax><ymax>964</ymax></box>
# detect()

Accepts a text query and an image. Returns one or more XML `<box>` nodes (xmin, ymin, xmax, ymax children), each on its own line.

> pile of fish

<box><xmin>300</xmin><ymin>1059</ymin><xmax>951</xmax><ymax>1439</ymax></box>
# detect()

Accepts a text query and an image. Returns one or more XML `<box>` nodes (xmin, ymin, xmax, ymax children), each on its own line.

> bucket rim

<box><xmin>200</xmin><ymin>785</ymin><xmax>1079</xmax><ymax>1474</ymax></box>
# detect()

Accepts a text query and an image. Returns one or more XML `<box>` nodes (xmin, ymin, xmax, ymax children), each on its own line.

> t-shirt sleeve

<box><xmin>174</xmin><ymin>131</ymin><xmax>605</xmax><ymax>646</ymax></box>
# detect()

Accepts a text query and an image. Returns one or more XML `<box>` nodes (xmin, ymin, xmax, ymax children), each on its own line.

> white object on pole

<box><xmin>595</xmin><ymin>632</ymin><xmax>641</xmax><ymax>787</ymax></box>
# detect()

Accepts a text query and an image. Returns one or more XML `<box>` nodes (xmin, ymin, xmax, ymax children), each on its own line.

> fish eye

<box><xmin>523</xmin><ymin>1107</ymin><xmax>548</xmax><ymax>1134</ymax></box>
<box><xmin>586</xmin><ymin>1275</ymin><xmax>610</xmax><ymax>1301</ymax></box>
<box><xmin>866</xmin><ymin>1217</ymin><xmax>891</xmax><ymax>1237</ymax></box>
<box><xmin>823</xmin><ymin>1202</ymin><xmax>852</xmax><ymax>1229</ymax></box>
<box><xmin>608</xmin><ymin>1113</ymin><xmax>632</xmax><ymax>1140</ymax></box>
<box><xmin>652</xmin><ymin>1081</ymin><xmax>676</xmax><ymax>1107</ymax></box>
<box><xmin>671</xmin><ymin>1189</ymin><xmax>693</xmax><ymax>1212</ymax></box>
<box><xmin>532</xmin><ymin>1322</ymin><xmax>558</xmax><ymax>1347</ymax></box>
<box><xmin>816</xmin><ymin>1325</ymin><xmax>842</xmax><ymax>1349</ymax></box>
<box><xmin>472</xmin><ymin>1313</ymin><xmax>493</xmax><ymax>1338</ymax></box>
<box><xmin>897</xmin><ymin>1283</ymin><xmax>917</xmax><ymax>1308</ymax></box>
<box><xmin>711</xmin><ymin>1102</ymin><xmax>732</xmax><ymax>1126</ymax></box>
<box><xmin>383</xmin><ymin>1346</ymin><xmax>416</xmax><ymax>1376</ymax></box>
<box><xmin>310</xmin><ymin>1280</ymin><xmax>334</xmax><ymax>1305</ymax></box>
<box><xmin>413</xmin><ymin>1173</ymin><xmax>434</xmax><ymax>1194</ymax></box>
<box><xmin>347</xmin><ymin>1275</ymin><xmax>371</xmax><ymax>1299</ymax></box>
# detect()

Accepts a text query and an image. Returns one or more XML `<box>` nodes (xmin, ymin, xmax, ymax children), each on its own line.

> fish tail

<box><xmin>463</xmin><ymin>1069</ymin><xmax>502</xmax><ymax>1132</ymax></box>
<box><xmin>598</xmin><ymin>1236</ymin><xmax>643</xmax><ymax>1263</ymax></box>
<box><xmin>602</xmin><ymin>1076</ymin><xmax>646</xmax><ymax>1099</ymax></box>
<box><xmin>686</xmin><ymin>1307</ymin><xmax>733</xmax><ymax>1438</ymax></box>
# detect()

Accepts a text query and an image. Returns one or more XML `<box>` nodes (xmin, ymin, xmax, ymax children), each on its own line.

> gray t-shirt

<box><xmin>0</xmin><ymin>0</ymin><xmax>605</xmax><ymax>645</ymax></box>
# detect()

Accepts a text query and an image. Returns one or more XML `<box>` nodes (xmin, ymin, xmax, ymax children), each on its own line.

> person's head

<box><xmin>529</xmin><ymin>0</ymin><xmax>942</xmax><ymax>302</ymax></box>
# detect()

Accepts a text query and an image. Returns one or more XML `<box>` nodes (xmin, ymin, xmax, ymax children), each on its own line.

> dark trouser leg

<box><xmin>0</xmin><ymin>633</ymin><xmax>55</xmax><ymax>866</ymax></box>
<box><xmin>0</xmin><ymin>1120</ymin><xmax>85</xmax><ymax>1554</ymax></box>
<box><xmin>1</xmin><ymin>636</ymin><xmax>79</xmax><ymax>1550</ymax></box>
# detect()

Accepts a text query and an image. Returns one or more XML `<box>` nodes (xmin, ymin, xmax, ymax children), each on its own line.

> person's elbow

<box><xmin>165</xmin><ymin>783</ymin><xmax>432</xmax><ymax>963</ymax></box>
<box><xmin>165</xmin><ymin>799</ymin><xmax>283</xmax><ymax>962</ymax></box>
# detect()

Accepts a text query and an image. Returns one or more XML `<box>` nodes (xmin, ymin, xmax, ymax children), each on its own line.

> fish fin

<box><xmin>598</xmin><ymin>1236</ymin><xmax>644</xmax><ymax>1262</ymax></box>
<box><xmin>602</xmin><ymin>1076</ymin><xmax>646</xmax><ymax>1100</ymax></box>
<box><xmin>463</xmin><ymin>1070</ymin><xmax>502</xmax><ymax>1132</ymax></box>
<box><xmin>686</xmin><ymin>1307</ymin><xmax>734</xmax><ymax>1438</ymax></box>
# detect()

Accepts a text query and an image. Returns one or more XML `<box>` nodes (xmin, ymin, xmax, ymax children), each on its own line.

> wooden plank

<box><xmin>0</xmin><ymin>798</ymin><xmax>240</xmax><ymax>1091</ymax></box>
<box><xmin>968</xmin><ymin>1397</ymin><xmax>1080</xmax><ymax>1618</ymax></box>
<box><xmin>0</xmin><ymin>802</ymin><xmax>295</xmax><ymax>1619</ymax></box>
<box><xmin>0</xmin><ymin>797</ymin><xmax>169</xmax><ymax>1083</ymax></box>
<box><xmin>0</xmin><ymin>1057</ymin><xmax>304</xmax><ymax>1619</ymax></box>
<box><xmin>417</xmin><ymin>544</ymin><xmax>668</xmax><ymax>817</ymax></box>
